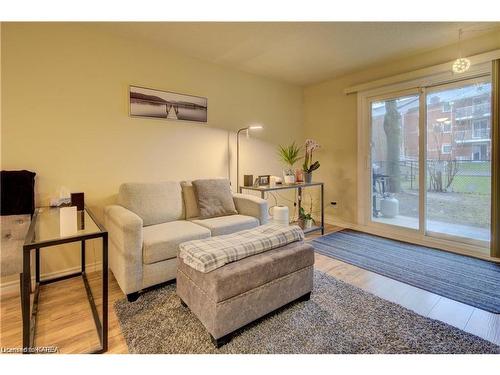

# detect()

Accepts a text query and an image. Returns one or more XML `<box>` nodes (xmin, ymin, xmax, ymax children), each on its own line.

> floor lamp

<box><xmin>236</xmin><ymin>125</ymin><xmax>263</xmax><ymax>191</ymax></box>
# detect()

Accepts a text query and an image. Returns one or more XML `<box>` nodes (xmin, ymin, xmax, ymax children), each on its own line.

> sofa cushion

<box><xmin>192</xmin><ymin>179</ymin><xmax>237</xmax><ymax>219</ymax></box>
<box><xmin>178</xmin><ymin>240</ymin><xmax>314</xmax><ymax>302</ymax></box>
<box><xmin>142</xmin><ymin>221</ymin><xmax>211</xmax><ymax>264</ymax></box>
<box><xmin>181</xmin><ymin>181</ymin><xmax>200</xmax><ymax>219</ymax></box>
<box><xmin>192</xmin><ymin>214</ymin><xmax>259</xmax><ymax>236</ymax></box>
<box><xmin>118</xmin><ymin>182</ymin><xmax>183</xmax><ymax>226</ymax></box>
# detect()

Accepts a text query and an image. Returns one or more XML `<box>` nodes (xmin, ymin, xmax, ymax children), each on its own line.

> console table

<box><xmin>21</xmin><ymin>206</ymin><xmax>108</xmax><ymax>354</ymax></box>
<box><xmin>240</xmin><ymin>182</ymin><xmax>324</xmax><ymax>235</ymax></box>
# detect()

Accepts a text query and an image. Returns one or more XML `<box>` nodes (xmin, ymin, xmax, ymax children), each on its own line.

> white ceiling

<box><xmin>100</xmin><ymin>22</ymin><xmax>500</xmax><ymax>86</ymax></box>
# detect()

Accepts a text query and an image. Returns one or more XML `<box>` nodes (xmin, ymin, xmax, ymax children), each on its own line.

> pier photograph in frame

<box><xmin>130</xmin><ymin>86</ymin><xmax>207</xmax><ymax>123</ymax></box>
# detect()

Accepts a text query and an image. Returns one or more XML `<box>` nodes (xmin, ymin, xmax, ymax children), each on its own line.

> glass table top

<box><xmin>26</xmin><ymin>207</ymin><xmax>103</xmax><ymax>246</ymax></box>
<box><xmin>240</xmin><ymin>181</ymin><xmax>324</xmax><ymax>191</ymax></box>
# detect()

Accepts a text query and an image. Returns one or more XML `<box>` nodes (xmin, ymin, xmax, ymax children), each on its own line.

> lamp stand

<box><xmin>236</xmin><ymin>128</ymin><xmax>247</xmax><ymax>192</ymax></box>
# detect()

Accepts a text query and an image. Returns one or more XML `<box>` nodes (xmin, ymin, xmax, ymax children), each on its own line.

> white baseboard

<box><xmin>0</xmin><ymin>262</ymin><xmax>103</xmax><ymax>296</ymax></box>
<box><xmin>324</xmin><ymin>214</ymin><xmax>357</xmax><ymax>230</ymax></box>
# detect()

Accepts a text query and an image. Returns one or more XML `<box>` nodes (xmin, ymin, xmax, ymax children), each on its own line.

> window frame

<box><xmin>357</xmin><ymin>64</ymin><xmax>492</xmax><ymax>257</ymax></box>
<box><xmin>441</xmin><ymin>143</ymin><xmax>452</xmax><ymax>154</ymax></box>
<box><xmin>472</xmin><ymin>118</ymin><xmax>489</xmax><ymax>139</ymax></box>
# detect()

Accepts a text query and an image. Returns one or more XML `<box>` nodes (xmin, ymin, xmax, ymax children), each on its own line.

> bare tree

<box><xmin>427</xmin><ymin>122</ymin><xmax>463</xmax><ymax>192</ymax></box>
<box><xmin>383</xmin><ymin>100</ymin><xmax>402</xmax><ymax>193</ymax></box>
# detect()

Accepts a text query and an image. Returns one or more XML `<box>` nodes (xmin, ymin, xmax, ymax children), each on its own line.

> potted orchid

<box><xmin>302</xmin><ymin>139</ymin><xmax>321</xmax><ymax>183</ymax></box>
<box><xmin>298</xmin><ymin>207</ymin><xmax>314</xmax><ymax>230</ymax></box>
<box><xmin>298</xmin><ymin>194</ymin><xmax>315</xmax><ymax>229</ymax></box>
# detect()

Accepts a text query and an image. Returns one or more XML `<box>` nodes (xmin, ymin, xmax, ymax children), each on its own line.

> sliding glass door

<box><xmin>370</xmin><ymin>93</ymin><xmax>420</xmax><ymax>229</ymax></box>
<box><xmin>425</xmin><ymin>79</ymin><xmax>492</xmax><ymax>243</ymax></box>
<box><xmin>366</xmin><ymin>76</ymin><xmax>492</xmax><ymax>250</ymax></box>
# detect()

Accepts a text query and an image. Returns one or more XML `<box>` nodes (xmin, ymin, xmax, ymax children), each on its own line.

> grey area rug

<box><xmin>312</xmin><ymin>230</ymin><xmax>500</xmax><ymax>313</ymax></box>
<box><xmin>114</xmin><ymin>271</ymin><xmax>500</xmax><ymax>354</ymax></box>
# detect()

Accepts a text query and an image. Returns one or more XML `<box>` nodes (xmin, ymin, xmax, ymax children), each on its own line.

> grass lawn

<box><xmin>456</xmin><ymin>161</ymin><xmax>490</xmax><ymax>173</ymax></box>
<box><xmin>395</xmin><ymin>190</ymin><xmax>490</xmax><ymax>228</ymax></box>
<box><xmin>449</xmin><ymin>176</ymin><xmax>491</xmax><ymax>195</ymax></box>
<box><xmin>400</xmin><ymin>176</ymin><xmax>490</xmax><ymax>195</ymax></box>
<box><xmin>378</xmin><ymin>161</ymin><xmax>491</xmax><ymax>229</ymax></box>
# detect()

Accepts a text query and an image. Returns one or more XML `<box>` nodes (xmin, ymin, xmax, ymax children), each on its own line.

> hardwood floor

<box><xmin>312</xmin><ymin>226</ymin><xmax>500</xmax><ymax>346</ymax></box>
<box><xmin>0</xmin><ymin>270</ymin><xmax>128</xmax><ymax>354</ymax></box>
<box><xmin>1</xmin><ymin>224</ymin><xmax>499</xmax><ymax>353</ymax></box>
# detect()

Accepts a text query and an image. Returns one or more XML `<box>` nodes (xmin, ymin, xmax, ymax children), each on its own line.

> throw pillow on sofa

<box><xmin>192</xmin><ymin>178</ymin><xmax>237</xmax><ymax>219</ymax></box>
<box><xmin>180</xmin><ymin>181</ymin><xmax>200</xmax><ymax>219</ymax></box>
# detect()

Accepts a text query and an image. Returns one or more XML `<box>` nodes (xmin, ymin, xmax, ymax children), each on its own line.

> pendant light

<box><xmin>452</xmin><ymin>29</ymin><xmax>471</xmax><ymax>74</ymax></box>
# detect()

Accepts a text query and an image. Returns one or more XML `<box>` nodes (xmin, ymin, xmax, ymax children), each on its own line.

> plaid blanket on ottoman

<box><xmin>179</xmin><ymin>223</ymin><xmax>304</xmax><ymax>273</ymax></box>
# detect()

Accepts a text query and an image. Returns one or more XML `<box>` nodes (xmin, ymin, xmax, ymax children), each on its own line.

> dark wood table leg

<box><xmin>35</xmin><ymin>248</ymin><xmax>40</xmax><ymax>283</ymax></box>
<box><xmin>298</xmin><ymin>187</ymin><xmax>302</xmax><ymax>213</ymax></box>
<box><xmin>321</xmin><ymin>183</ymin><xmax>325</xmax><ymax>235</ymax></box>
<box><xmin>102</xmin><ymin>233</ymin><xmax>108</xmax><ymax>352</ymax></box>
<box><xmin>22</xmin><ymin>248</ymin><xmax>31</xmax><ymax>352</ymax></box>
<box><xmin>81</xmin><ymin>240</ymin><xmax>85</xmax><ymax>274</ymax></box>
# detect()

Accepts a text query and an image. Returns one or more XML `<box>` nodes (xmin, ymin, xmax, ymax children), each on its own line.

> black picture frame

<box><xmin>258</xmin><ymin>175</ymin><xmax>270</xmax><ymax>186</ymax></box>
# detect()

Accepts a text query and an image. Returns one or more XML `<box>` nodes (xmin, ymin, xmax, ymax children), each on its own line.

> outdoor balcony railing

<box><xmin>453</xmin><ymin>129</ymin><xmax>491</xmax><ymax>141</ymax></box>
<box><xmin>455</xmin><ymin>103</ymin><xmax>490</xmax><ymax>119</ymax></box>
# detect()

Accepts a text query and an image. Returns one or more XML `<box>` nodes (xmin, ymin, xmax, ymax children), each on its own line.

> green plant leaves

<box><xmin>309</xmin><ymin>161</ymin><xmax>320</xmax><ymax>172</ymax></box>
<box><xmin>299</xmin><ymin>206</ymin><xmax>312</xmax><ymax>220</ymax></box>
<box><xmin>278</xmin><ymin>142</ymin><xmax>303</xmax><ymax>166</ymax></box>
<box><xmin>303</xmin><ymin>161</ymin><xmax>320</xmax><ymax>173</ymax></box>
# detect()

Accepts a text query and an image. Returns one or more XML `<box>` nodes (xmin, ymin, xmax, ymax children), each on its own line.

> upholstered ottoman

<box><xmin>177</xmin><ymin>236</ymin><xmax>314</xmax><ymax>347</ymax></box>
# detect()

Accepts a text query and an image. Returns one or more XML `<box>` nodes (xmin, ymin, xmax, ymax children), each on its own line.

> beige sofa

<box><xmin>104</xmin><ymin>181</ymin><xmax>268</xmax><ymax>301</ymax></box>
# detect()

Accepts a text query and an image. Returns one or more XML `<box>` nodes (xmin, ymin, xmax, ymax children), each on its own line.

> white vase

<box><xmin>271</xmin><ymin>205</ymin><xmax>289</xmax><ymax>225</ymax></box>
<box><xmin>304</xmin><ymin>218</ymin><xmax>313</xmax><ymax>230</ymax></box>
<box><xmin>59</xmin><ymin>206</ymin><xmax>77</xmax><ymax>236</ymax></box>
<box><xmin>283</xmin><ymin>168</ymin><xmax>296</xmax><ymax>184</ymax></box>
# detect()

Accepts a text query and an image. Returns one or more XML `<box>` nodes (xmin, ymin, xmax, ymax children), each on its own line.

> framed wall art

<box><xmin>129</xmin><ymin>85</ymin><xmax>207</xmax><ymax>123</ymax></box>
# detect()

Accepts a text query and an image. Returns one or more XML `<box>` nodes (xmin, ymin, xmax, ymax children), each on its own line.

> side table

<box><xmin>21</xmin><ymin>206</ymin><xmax>108</xmax><ymax>354</ymax></box>
<box><xmin>240</xmin><ymin>182</ymin><xmax>324</xmax><ymax>235</ymax></box>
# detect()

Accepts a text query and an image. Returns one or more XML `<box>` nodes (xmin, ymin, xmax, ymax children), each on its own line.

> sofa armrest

<box><xmin>232</xmin><ymin>193</ymin><xmax>269</xmax><ymax>225</ymax></box>
<box><xmin>104</xmin><ymin>205</ymin><xmax>144</xmax><ymax>294</ymax></box>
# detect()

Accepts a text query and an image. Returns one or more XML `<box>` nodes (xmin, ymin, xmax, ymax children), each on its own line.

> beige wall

<box><xmin>304</xmin><ymin>30</ymin><xmax>500</xmax><ymax>225</ymax></box>
<box><xmin>1</xmin><ymin>23</ymin><xmax>303</xmax><ymax>280</ymax></box>
<box><xmin>5</xmin><ymin>23</ymin><xmax>498</xmax><ymax>284</ymax></box>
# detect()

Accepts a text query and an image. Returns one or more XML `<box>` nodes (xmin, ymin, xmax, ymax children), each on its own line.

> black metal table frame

<box><xmin>239</xmin><ymin>182</ymin><xmax>325</xmax><ymax>235</ymax></box>
<box><xmin>21</xmin><ymin>206</ymin><xmax>108</xmax><ymax>354</ymax></box>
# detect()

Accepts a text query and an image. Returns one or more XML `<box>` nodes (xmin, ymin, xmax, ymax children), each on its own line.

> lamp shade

<box><xmin>452</xmin><ymin>57</ymin><xmax>471</xmax><ymax>74</ymax></box>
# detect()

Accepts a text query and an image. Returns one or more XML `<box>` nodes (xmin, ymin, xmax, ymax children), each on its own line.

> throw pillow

<box><xmin>192</xmin><ymin>178</ymin><xmax>238</xmax><ymax>219</ymax></box>
<box><xmin>180</xmin><ymin>181</ymin><xmax>200</xmax><ymax>219</ymax></box>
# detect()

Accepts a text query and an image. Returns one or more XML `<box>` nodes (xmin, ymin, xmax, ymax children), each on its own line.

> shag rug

<box><xmin>312</xmin><ymin>230</ymin><xmax>500</xmax><ymax>313</ymax></box>
<box><xmin>114</xmin><ymin>271</ymin><xmax>500</xmax><ymax>354</ymax></box>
